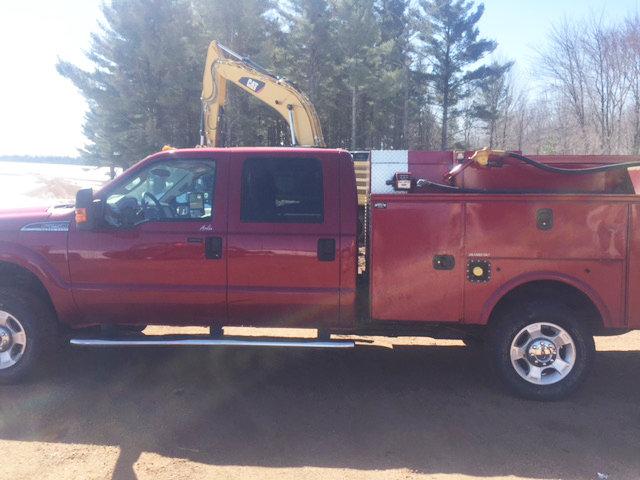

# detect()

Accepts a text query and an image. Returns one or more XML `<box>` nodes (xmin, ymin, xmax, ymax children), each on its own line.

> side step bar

<box><xmin>70</xmin><ymin>337</ymin><xmax>355</xmax><ymax>349</ymax></box>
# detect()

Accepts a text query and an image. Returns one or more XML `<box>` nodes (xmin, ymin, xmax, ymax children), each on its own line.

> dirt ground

<box><xmin>1</xmin><ymin>329</ymin><xmax>640</xmax><ymax>480</ymax></box>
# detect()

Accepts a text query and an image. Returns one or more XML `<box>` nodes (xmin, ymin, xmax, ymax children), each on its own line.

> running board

<box><xmin>70</xmin><ymin>337</ymin><xmax>355</xmax><ymax>349</ymax></box>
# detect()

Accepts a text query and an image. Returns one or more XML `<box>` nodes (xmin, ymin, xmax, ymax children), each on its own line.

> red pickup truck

<box><xmin>1</xmin><ymin>146</ymin><xmax>639</xmax><ymax>400</ymax></box>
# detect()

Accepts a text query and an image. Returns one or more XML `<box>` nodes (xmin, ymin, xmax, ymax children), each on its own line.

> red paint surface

<box><xmin>68</xmin><ymin>152</ymin><xmax>230</xmax><ymax>325</ymax></box>
<box><xmin>225</xmin><ymin>149</ymin><xmax>349</xmax><ymax>327</ymax></box>
<box><xmin>69</xmin><ymin>148</ymin><xmax>355</xmax><ymax>328</ymax></box>
<box><xmin>626</xmin><ymin>204</ymin><xmax>640</xmax><ymax>327</ymax></box>
<box><xmin>370</xmin><ymin>193</ymin><xmax>633</xmax><ymax>327</ymax></box>
<box><xmin>338</xmin><ymin>153</ymin><xmax>358</xmax><ymax>326</ymax></box>
<box><xmin>370</xmin><ymin>199</ymin><xmax>464</xmax><ymax>322</ymax></box>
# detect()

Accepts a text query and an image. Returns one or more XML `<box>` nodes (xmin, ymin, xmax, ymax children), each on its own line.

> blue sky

<box><xmin>480</xmin><ymin>0</ymin><xmax>640</xmax><ymax>77</ymax></box>
<box><xmin>0</xmin><ymin>0</ymin><xmax>638</xmax><ymax>156</ymax></box>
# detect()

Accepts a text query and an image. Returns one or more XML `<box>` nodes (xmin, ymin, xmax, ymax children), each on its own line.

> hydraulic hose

<box><xmin>415</xmin><ymin>178</ymin><xmax>553</xmax><ymax>195</ymax></box>
<box><xmin>506</xmin><ymin>152</ymin><xmax>640</xmax><ymax>175</ymax></box>
<box><xmin>416</xmin><ymin>150</ymin><xmax>640</xmax><ymax>194</ymax></box>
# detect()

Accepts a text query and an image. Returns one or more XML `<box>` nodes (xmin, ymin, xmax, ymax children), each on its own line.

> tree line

<box><xmin>58</xmin><ymin>0</ymin><xmax>640</xmax><ymax>167</ymax></box>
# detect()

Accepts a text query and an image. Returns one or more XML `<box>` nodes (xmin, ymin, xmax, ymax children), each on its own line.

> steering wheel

<box><xmin>142</xmin><ymin>191</ymin><xmax>166</xmax><ymax>219</ymax></box>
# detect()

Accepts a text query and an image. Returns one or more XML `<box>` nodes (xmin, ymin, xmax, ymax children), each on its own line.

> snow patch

<box><xmin>0</xmin><ymin>161</ymin><xmax>114</xmax><ymax>208</ymax></box>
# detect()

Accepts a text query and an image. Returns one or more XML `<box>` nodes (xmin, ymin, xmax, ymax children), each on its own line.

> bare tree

<box><xmin>458</xmin><ymin>98</ymin><xmax>477</xmax><ymax>149</ymax></box>
<box><xmin>538</xmin><ymin>19</ymin><xmax>590</xmax><ymax>152</ymax></box>
<box><xmin>498</xmin><ymin>72</ymin><xmax>515</xmax><ymax>148</ymax></box>
<box><xmin>583</xmin><ymin>18</ymin><xmax>630</xmax><ymax>153</ymax></box>
<box><xmin>511</xmin><ymin>92</ymin><xmax>529</xmax><ymax>151</ymax></box>
<box><xmin>623</xmin><ymin>14</ymin><xmax>640</xmax><ymax>154</ymax></box>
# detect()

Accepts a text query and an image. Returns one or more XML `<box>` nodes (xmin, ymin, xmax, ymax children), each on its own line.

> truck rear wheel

<box><xmin>488</xmin><ymin>301</ymin><xmax>595</xmax><ymax>401</ymax></box>
<box><xmin>0</xmin><ymin>288</ymin><xmax>56</xmax><ymax>384</ymax></box>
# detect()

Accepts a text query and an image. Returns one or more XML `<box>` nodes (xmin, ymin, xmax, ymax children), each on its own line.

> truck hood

<box><xmin>0</xmin><ymin>205</ymin><xmax>74</xmax><ymax>231</ymax></box>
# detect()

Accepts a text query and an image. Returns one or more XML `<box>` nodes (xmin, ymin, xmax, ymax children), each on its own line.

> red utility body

<box><xmin>370</xmin><ymin>193</ymin><xmax>631</xmax><ymax>327</ymax></box>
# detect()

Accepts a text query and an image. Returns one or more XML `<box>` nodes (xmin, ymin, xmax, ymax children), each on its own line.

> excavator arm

<box><xmin>200</xmin><ymin>41</ymin><xmax>325</xmax><ymax>147</ymax></box>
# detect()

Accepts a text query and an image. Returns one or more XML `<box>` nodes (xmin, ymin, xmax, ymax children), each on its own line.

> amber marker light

<box><xmin>75</xmin><ymin>208</ymin><xmax>88</xmax><ymax>224</ymax></box>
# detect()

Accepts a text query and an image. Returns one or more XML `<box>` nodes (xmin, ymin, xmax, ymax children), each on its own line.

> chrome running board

<box><xmin>70</xmin><ymin>337</ymin><xmax>355</xmax><ymax>349</ymax></box>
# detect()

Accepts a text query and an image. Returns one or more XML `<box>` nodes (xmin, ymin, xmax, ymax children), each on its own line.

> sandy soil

<box><xmin>1</xmin><ymin>330</ymin><xmax>639</xmax><ymax>480</ymax></box>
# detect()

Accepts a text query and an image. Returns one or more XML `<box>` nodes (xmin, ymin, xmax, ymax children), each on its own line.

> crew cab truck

<box><xmin>1</xmin><ymin>146</ymin><xmax>639</xmax><ymax>400</ymax></box>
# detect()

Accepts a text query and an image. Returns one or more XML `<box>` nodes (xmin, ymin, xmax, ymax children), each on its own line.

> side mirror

<box><xmin>75</xmin><ymin>188</ymin><xmax>95</xmax><ymax>230</ymax></box>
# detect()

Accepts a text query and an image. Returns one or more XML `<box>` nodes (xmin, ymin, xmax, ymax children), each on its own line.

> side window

<box><xmin>241</xmin><ymin>158</ymin><xmax>324</xmax><ymax>224</ymax></box>
<box><xmin>104</xmin><ymin>159</ymin><xmax>216</xmax><ymax>226</ymax></box>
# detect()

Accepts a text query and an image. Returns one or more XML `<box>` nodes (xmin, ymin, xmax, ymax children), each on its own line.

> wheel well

<box><xmin>0</xmin><ymin>261</ymin><xmax>57</xmax><ymax>319</ymax></box>
<box><xmin>488</xmin><ymin>280</ymin><xmax>603</xmax><ymax>333</ymax></box>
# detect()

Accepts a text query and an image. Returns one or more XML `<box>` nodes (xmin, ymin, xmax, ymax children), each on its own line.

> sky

<box><xmin>0</xmin><ymin>0</ymin><xmax>639</xmax><ymax>157</ymax></box>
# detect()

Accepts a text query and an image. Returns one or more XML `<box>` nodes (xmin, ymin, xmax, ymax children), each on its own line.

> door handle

<box><xmin>205</xmin><ymin>236</ymin><xmax>223</xmax><ymax>260</ymax></box>
<box><xmin>317</xmin><ymin>238</ymin><xmax>336</xmax><ymax>262</ymax></box>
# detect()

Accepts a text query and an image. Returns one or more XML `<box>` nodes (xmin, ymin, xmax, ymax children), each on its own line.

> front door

<box><xmin>226</xmin><ymin>152</ymin><xmax>341</xmax><ymax>326</ymax></box>
<box><xmin>68</xmin><ymin>154</ymin><xmax>228</xmax><ymax>326</ymax></box>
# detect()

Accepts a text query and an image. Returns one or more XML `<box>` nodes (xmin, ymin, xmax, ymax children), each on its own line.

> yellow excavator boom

<box><xmin>200</xmin><ymin>41</ymin><xmax>325</xmax><ymax>147</ymax></box>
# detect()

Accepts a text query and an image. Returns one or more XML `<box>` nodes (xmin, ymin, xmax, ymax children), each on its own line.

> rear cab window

<box><xmin>241</xmin><ymin>157</ymin><xmax>324</xmax><ymax>224</ymax></box>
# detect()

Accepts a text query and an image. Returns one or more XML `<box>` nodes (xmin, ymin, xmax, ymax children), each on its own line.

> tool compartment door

<box><xmin>370</xmin><ymin>197</ymin><xmax>464</xmax><ymax>322</ymax></box>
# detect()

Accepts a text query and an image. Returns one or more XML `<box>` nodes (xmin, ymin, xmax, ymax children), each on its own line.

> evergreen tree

<box><xmin>332</xmin><ymin>0</ymin><xmax>381</xmax><ymax>149</ymax></box>
<box><xmin>373</xmin><ymin>0</ymin><xmax>412</xmax><ymax>148</ymax></box>
<box><xmin>472</xmin><ymin>60</ymin><xmax>513</xmax><ymax>147</ymax></box>
<box><xmin>57</xmin><ymin>0</ymin><xmax>203</xmax><ymax>167</ymax></box>
<box><xmin>57</xmin><ymin>0</ymin><xmax>515</xmax><ymax>155</ymax></box>
<box><xmin>417</xmin><ymin>0</ymin><xmax>501</xmax><ymax>149</ymax></box>
<box><xmin>277</xmin><ymin>0</ymin><xmax>334</xmax><ymax>104</ymax></box>
<box><xmin>274</xmin><ymin>0</ymin><xmax>347</xmax><ymax>147</ymax></box>
<box><xmin>194</xmin><ymin>0</ymin><xmax>283</xmax><ymax>146</ymax></box>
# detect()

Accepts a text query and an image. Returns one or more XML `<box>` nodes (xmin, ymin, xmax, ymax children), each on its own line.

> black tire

<box><xmin>116</xmin><ymin>324</ymin><xmax>147</xmax><ymax>334</ymax></box>
<box><xmin>461</xmin><ymin>336</ymin><xmax>485</xmax><ymax>349</ymax></box>
<box><xmin>487</xmin><ymin>300</ymin><xmax>595</xmax><ymax>401</ymax></box>
<box><xmin>0</xmin><ymin>288</ymin><xmax>56</xmax><ymax>384</ymax></box>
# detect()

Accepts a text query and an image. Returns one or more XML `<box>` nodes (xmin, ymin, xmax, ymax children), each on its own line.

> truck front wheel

<box><xmin>488</xmin><ymin>301</ymin><xmax>595</xmax><ymax>401</ymax></box>
<box><xmin>0</xmin><ymin>288</ymin><xmax>55</xmax><ymax>384</ymax></box>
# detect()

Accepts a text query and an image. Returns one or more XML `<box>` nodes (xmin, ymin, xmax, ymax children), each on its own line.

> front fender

<box><xmin>0</xmin><ymin>240</ymin><xmax>79</xmax><ymax>324</ymax></box>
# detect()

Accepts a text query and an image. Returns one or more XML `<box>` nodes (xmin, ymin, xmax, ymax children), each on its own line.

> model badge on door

<box><xmin>199</xmin><ymin>224</ymin><xmax>213</xmax><ymax>232</ymax></box>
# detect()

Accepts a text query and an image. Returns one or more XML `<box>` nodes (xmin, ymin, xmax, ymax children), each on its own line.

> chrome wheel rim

<box><xmin>510</xmin><ymin>322</ymin><xmax>575</xmax><ymax>385</ymax></box>
<box><xmin>0</xmin><ymin>310</ymin><xmax>27</xmax><ymax>370</ymax></box>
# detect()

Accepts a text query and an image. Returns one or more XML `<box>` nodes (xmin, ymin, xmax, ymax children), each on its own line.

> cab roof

<box><xmin>152</xmin><ymin>146</ymin><xmax>348</xmax><ymax>158</ymax></box>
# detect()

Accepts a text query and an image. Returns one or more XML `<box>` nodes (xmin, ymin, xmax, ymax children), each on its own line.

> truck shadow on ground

<box><xmin>1</xmin><ymin>343</ymin><xmax>640</xmax><ymax>479</ymax></box>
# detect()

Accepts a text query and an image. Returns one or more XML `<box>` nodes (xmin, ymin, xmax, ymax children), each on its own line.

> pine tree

<box><xmin>274</xmin><ymin>0</ymin><xmax>346</xmax><ymax>146</ymax></box>
<box><xmin>194</xmin><ymin>0</ymin><xmax>283</xmax><ymax>146</ymax></box>
<box><xmin>277</xmin><ymin>0</ymin><xmax>334</xmax><ymax>104</ymax></box>
<box><xmin>417</xmin><ymin>0</ymin><xmax>501</xmax><ymax>149</ymax></box>
<box><xmin>373</xmin><ymin>0</ymin><xmax>413</xmax><ymax>148</ymax></box>
<box><xmin>57</xmin><ymin>0</ymin><xmax>514</xmax><ymax>156</ymax></box>
<box><xmin>332</xmin><ymin>0</ymin><xmax>381</xmax><ymax>150</ymax></box>
<box><xmin>57</xmin><ymin>0</ymin><xmax>203</xmax><ymax>167</ymax></box>
<box><xmin>472</xmin><ymin>60</ymin><xmax>513</xmax><ymax>147</ymax></box>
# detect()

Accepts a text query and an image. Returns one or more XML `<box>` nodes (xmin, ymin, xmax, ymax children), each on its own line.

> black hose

<box><xmin>507</xmin><ymin>152</ymin><xmax>640</xmax><ymax>174</ymax></box>
<box><xmin>414</xmin><ymin>152</ymin><xmax>640</xmax><ymax>194</ymax></box>
<box><xmin>415</xmin><ymin>179</ymin><xmax>527</xmax><ymax>194</ymax></box>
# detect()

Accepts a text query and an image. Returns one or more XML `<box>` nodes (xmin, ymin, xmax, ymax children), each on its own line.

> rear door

<box><xmin>226</xmin><ymin>151</ymin><xmax>340</xmax><ymax>326</ymax></box>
